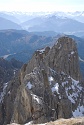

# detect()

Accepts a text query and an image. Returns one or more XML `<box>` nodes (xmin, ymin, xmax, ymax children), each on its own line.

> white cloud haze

<box><xmin>0</xmin><ymin>0</ymin><xmax>84</xmax><ymax>12</ymax></box>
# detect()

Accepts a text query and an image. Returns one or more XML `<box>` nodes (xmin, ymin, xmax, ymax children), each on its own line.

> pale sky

<box><xmin>0</xmin><ymin>0</ymin><xmax>84</xmax><ymax>12</ymax></box>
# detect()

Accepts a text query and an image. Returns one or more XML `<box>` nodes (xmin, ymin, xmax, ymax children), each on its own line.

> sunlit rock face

<box><xmin>0</xmin><ymin>36</ymin><xmax>84</xmax><ymax>125</ymax></box>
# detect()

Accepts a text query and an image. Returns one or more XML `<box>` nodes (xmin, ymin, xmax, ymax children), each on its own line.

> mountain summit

<box><xmin>0</xmin><ymin>36</ymin><xmax>84</xmax><ymax>125</ymax></box>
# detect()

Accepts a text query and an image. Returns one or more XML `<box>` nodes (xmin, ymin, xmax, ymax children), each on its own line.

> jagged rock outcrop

<box><xmin>11</xmin><ymin>85</ymin><xmax>32</xmax><ymax>124</ymax></box>
<box><xmin>45</xmin><ymin>37</ymin><xmax>81</xmax><ymax>80</ymax></box>
<box><xmin>0</xmin><ymin>58</ymin><xmax>23</xmax><ymax>125</ymax></box>
<box><xmin>0</xmin><ymin>36</ymin><xmax>84</xmax><ymax>125</ymax></box>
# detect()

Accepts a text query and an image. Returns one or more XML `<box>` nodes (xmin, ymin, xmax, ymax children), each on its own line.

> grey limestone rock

<box><xmin>0</xmin><ymin>36</ymin><xmax>84</xmax><ymax>125</ymax></box>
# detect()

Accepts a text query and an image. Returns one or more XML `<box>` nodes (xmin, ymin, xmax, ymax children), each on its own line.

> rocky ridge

<box><xmin>0</xmin><ymin>36</ymin><xmax>84</xmax><ymax>125</ymax></box>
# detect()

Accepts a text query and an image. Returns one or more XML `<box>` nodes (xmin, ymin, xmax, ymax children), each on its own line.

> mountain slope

<box><xmin>21</xmin><ymin>16</ymin><xmax>84</xmax><ymax>33</ymax></box>
<box><xmin>67</xmin><ymin>35</ymin><xmax>84</xmax><ymax>77</ymax></box>
<box><xmin>0</xmin><ymin>58</ymin><xmax>23</xmax><ymax>84</ymax></box>
<box><xmin>0</xmin><ymin>30</ymin><xmax>56</xmax><ymax>62</ymax></box>
<box><xmin>0</xmin><ymin>11</ymin><xmax>84</xmax><ymax>36</ymax></box>
<box><xmin>0</xmin><ymin>12</ymin><xmax>20</xmax><ymax>24</ymax></box>
<box><xmin>0</xmin><ymin>17</ymin><xmax>22</xmax><ymax>30</ymax></box>
<box><xmin>0</xmin><ymin>29</ymin><xmax>84</xmax><ymax>77</ymax></box>
<box><xmin>0</xmin><ymin>36</ymin><xmax>83</xmax><ymax>125</ymax></box>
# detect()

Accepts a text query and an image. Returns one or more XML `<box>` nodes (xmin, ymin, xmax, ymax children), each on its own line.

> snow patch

<box><xmin>55</xmin><ymin>41</ymin><xmax>58</xmax><ymax>45</ymax></box>
<box><xmin>39</xmin><ymin>48</ymin><xmax>45</xmax><ymax>53</ymax></box>
<box><xmin>62</xmin><ymin>81</ymin><xmax>68</xmax><ymax>87</ymax></box>
<box><xmin>13</xmin><ymin>70</ymin><xmax>16</xmax><ymax>75</ymax></box>
<box><xmin>73</xmin><ymin>105</ymin><xmax>84</xmax><ymax>117</ymax></box>
<box><xmin>79</xmin><ymin>57</ymin><xmax>84</xmax><ymax>62</ymax></box>
<box><xmin>48</xmin><ymin>76</ymin><xmax>54</xmax><ymax>81</ymax></box>
<box><xmin>37</xmin><ymin>48</ymin><xmax>45</xmax><ymax>54</ymax></box>
<box><xmin>58</xmin><ymin>44</ymin><xmax>62</xmax><ymax>49</ymax></box>
<box><xmin>68</xmin><ymin>95</ymin><xmax>75</xmax><ymax>104</ymax></box>
<box><xmin>0</xmin><ymin>82</ymin><xmax>8</xmax><ymax>103</ymax></box>
<box><xmin>63</xmin><ymin>77</ymin><xmax>83</xmax><ymax>105</ymax></box>
<box><xmin>61</xmin><ymin>71</ymin><xmax>66</xmax><ymax>75</ymax></box>
<box><xmin>25</xmin><ymin>121</ymin><xmax>33</xmax><ymax>125</ymax></box>
<box><xmin>26</xmin><ymin>81</ymin><xmax>33</xmax><ymax>89</ymax></box>
<box><xmin>2</xmin><ymin>53</ymin><xmax>16</xmax><ymax>59</ymax></box>
<box><xmin>68</xmin><ymin>75</ymin><xmax>71</xmax><ymax>78</ymax></box>
<box><xmin>51</xmin><ymin>83</ymin><xmax>59</xmax><ymax>94</ymax></box>
<box><xmin>71</xmin><ymin>77</ymin><xmax>79</xmax><ymax>85</ymax></box>
<box><xmin>65</xmin><ymin>87</ymin><xmax>76</xmax><ymax>104</ymax></box>
<box><xmin>49</xmin><ymin>67</ymin><xmax>57</xmax><ymax>74</ymax></box>
<box><xmin>48</xmin><ymin>76</ymin><xmax>54</xmax><ymax>85</ymax></box>
<box><xmin>71</xmin><ymin>51</ymin><xmax>74</xmax><ymax>55</ymax></box>
<box><xmin>31</xmin><ymin>94</ymin><xmax>41</xmax><ymax>104</ymax></box>
<box><xmin>8</xmin><ymin>91</ymin><xmax>11</xmax><ymax>94</ymax></box>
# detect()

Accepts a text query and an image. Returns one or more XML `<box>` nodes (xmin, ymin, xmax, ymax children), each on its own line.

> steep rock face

<box><xmin>0</xmin><ymin>36</ymin><xmax>84</xmax><ymax>125</ymax></box>
<box><xmin>0</xmin><ymin>76</ymin><xmax>21</xmax><ymax>125</ymax></box>
<box><xmin>0</xmin><ymin>58</ymin><xmax>23</xmax><ymax>125</ymax></box>
<box><xmin>11</xmin><ymin>85</ymin><xmax>32</xmax><ymax>124</ymax></box>
<box><xmin>45</xmin><ymin>37</ymin><xmax>81</xmax><ymax>80</ymax></box>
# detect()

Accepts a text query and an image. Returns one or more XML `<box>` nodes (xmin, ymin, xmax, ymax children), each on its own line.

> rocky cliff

<box><xmin>0</xmin><ymin>36</ymin><xmax>84</xmax><ymax>125</ymax></box>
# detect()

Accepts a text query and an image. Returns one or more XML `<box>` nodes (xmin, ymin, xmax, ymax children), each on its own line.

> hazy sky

<box><xmin>0</xmin><ymin>0</ymin><xmax>84</xmax><ymax>12</ymax></box>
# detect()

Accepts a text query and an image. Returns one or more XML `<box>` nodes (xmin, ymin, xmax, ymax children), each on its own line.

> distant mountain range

<box><xmin>0</xmin><ymin>11</ymin><xmax>84</xmax><ymax>75</ymax></box>
<box><xmin>0</xmin><ymin>12</ymin><xmax>20</xmax><ymax>23</ymax></box>
<box><xmin>0</xmin><ymin>11</ymin><xmax>84</xmax><ymax>36</ymax></box>
<box><xmin>0</xmin><ymin>29</ymin><xmax>56</xmax><ymax>62</ymax></box>
<box><xmin>0</xmin><ymin>17</ymin><xmax>22</xmax><ymax>30</ymax></box>
<box><xmin>1</xmin><ymin>11</ymin><xmax>84</xmax><ymax>23</ymax></box>
<box><xmin>0</xmin><ymin>29</ymin><xmax>84</xmax><ymax>76</ymax></box>
<box><xmin>21</xmin><ymin>16</ymin><xmax>84</xmax><ymax>34</ymax></box>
